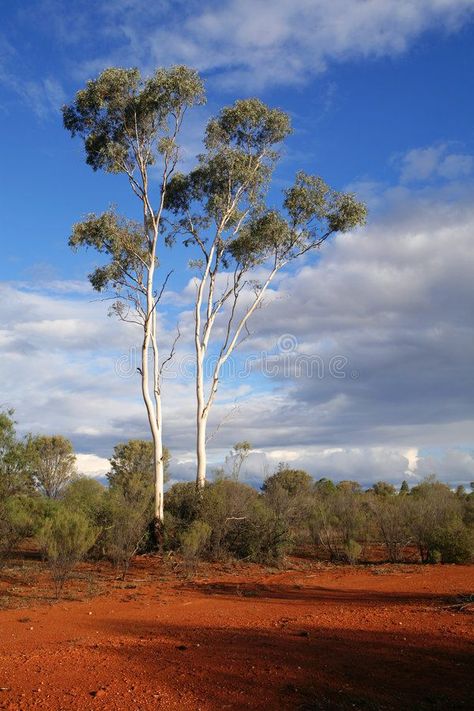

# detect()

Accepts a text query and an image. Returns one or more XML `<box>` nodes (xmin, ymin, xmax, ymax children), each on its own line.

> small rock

<box><xmin>176</xmin><ymin>644</ymin><xmax>188</xmax><ymax>651</ymax></box>
<box><xmin>90</xmin><ymin>689</ymin><xmax>106</xmax><ymax>698</ymax></box>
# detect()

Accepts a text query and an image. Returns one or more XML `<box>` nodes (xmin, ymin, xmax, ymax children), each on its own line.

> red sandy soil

<box><xmin>0</xmin><ymin>557</ymin><xmax>473</xmax><ymax>710</ymax></box>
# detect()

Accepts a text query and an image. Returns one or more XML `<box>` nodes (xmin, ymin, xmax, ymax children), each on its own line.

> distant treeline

<box><xmin>1</xmin><ymin>411</ymin><xmax>473</xmax><ymax>595</ymax></box>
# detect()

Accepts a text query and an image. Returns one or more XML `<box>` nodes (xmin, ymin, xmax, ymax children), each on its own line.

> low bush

<box><xmin>428</xmin><ymin>521</ymin><xmax>473</xmax><ymax>563</ymax></box>
<box><xmin>165</xmin><ymin>482</ymin><xmax>201</xmax><ymax>526</ymax></box>
<box><xmin>179</xmin><ymin>520</ymin><xmax>211</xmax><ymax>572</ymax></box>
<box><xmin>0</xmin><ymin>497</ymin><xmax>37</xmax><ymax>563</ymax></box>
<box><xmin>103</xmin><ymin>489</ymin><xmax>150</xmax><ymax>578</ymax></box>
<box><xmin>38</xmin><ymin>507</ymin><xmax>97</xmax><ymax>597</ymax></box>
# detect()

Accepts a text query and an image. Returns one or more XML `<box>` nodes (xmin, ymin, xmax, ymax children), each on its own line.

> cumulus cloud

<box><xmin>75</xmin><ymin>453</ymin><xmax>110</xmax><ymax>479</ymax></box>
<box><xmin>415</xmin><ymin>449</ymin><xmax>474</xmax><ymax>484</ymax></box>
<box><xmin>398</xmin><ymin>144</ymin><xmax>474</xmax><ymax>183</ymax></box>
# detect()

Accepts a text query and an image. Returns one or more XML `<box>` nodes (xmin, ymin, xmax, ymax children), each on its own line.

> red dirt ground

<box><xmin>0</xmin><ymin>558</ymin><xmax>473</xmax><ymax>710</ymax></box>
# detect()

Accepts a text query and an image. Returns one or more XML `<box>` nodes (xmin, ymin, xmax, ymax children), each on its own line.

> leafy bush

<box><xmin>368</xmin><ymin>494</ymin><xmax>411</xmax><ymax>563</ymax></box>
<box><xmin>344</xmin><ymin>539</ymin><xmax>362</xmax><ymax>564</ymax></box>
<box><xmin>408</xmin><ymin>479</ymin><xmax>466</xmax><ymax>563</ymax></box>
<box><xmin>0</xmin><ymin>497</ymin><xmax>37</xmax><ymax>563</ymax></box>
<box><xmin>200</xmin><ymin>480</ymin><xmax>258</xmax><ymax>559</ymax></box>
<box><xmin>103</xmin><ymin>489</ymin><xmax>150</xmax><ymax>578</ymax></box>
<box><xmin>179</xmin><ymin>520</ymin><xmax>211</xmax><ymax>572</ymax></box>
<box><xmin>429</xmin><ymin>521</ymin><xmax>473</xmax><ymax>563</ymax></box>
<box><xmin>199</xmin><ymin>481</ymin><xmax>291</xmax><ymax>563</ymax></box>
<box><xmin>30</xmin><ymin>435</ymin><xmax>77</xmax><ymax>499</ymax></box>
<box><xmin>0</xmin><ymin>410</ymin><xmax>35</xmax><ymax>498</ymax></box>
<box><xmin>107</xmin><ymin>439</ymin><xmax>170</xmax><ymax>503</ymax></box>
<box><xmin>262</xmin><ymin>466</ymin><xmax>313</xmax><ymax>497</ymax></box>
<box><xmin>235</xmin><ymin>498</ymin><xmax>290</xmax><ymax>563</ymax></box>
<box><xmin>38</xmin><ymin>507</ymin><xmax>97</xmax><ymax>597</ymax></box>
<box><xmin>308</xmin><ymin>498</ymin><xmax>341</xmax><ymax>560</ymax></box>
<box><xmin>63</xmin><ymin>477</ymin><xmax>106</xmax><ymax>524</ymax></box>
<box><xmin>263</xmin><ymin>477</ymin><xmax>312</xmax><ymax>548</ymax></box>
<box><xmin>165</xmin><ymin>482</ymin><xmax>201</xmax><ymax>526</ymax></box>
<box><xmin>309</xmin><ymin>485</ymin><xmax>367</xmax><ymax>563</ymax></box>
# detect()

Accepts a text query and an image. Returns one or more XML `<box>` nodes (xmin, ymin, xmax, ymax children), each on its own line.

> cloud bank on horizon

<box><xmin>0</xmin><ymin>1</ymin><xmax>473</xmax><ymax>487</ymax></box>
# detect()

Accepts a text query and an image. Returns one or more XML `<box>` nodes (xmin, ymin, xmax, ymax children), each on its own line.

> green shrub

<box><xmin>344</xmin><ymin>539</ymin><xmax>362</xmax><ymax>564</ymax></box>
<box><xmin>408</xmin><ymin>479</ymin><xmax>468</xmax><ymax>563</ymax></box>
<box><xmin>162</xmin><ymin>511</ymin><xmax>180</xmax><ymax>550</ymax></box>
<box><xmin>308</xmin><ymin>487</ymin><xmax>367</xmax><ymax>563</ymax></box>
<box><xmin>165</xmin><ymin>482</ymin><xmax>201</xmax><ymax>526</ymax></box>
<box><xmin>430</xmin><ymin>521</ymin><xmax>473</xmax><ymax>563</ymax></box>
<box><xmin>103</xmin><ymin>489</ymin><xmax>150</xmax><ymax>578</ymax></box>
<box><xmin>262</xmin><ymin>467</ymin><xmax>312</xmax><ymax>497</ymax></box>
<box><xmin>38</xmin><ymin>507</ymin><xmax>97</xmax><ymax>597</ymax></box>
<box><xmin>62</xmin><ymin>477</ymin><xmax>108</xmax><ymax>559</ymax></box>
<box><xmin>236</xmin><ymin>498</ymin><xmax>290</xmax><ymax>563</ymax></box>
<box><xmin>179</xmin><ymin>520</ymin><xmax>211</xmax><ymax>571</ymax></box>
<box><xmin>0</xmin><ymin>497</ymin><xmax>37</xmax><ymax>563</ymax></box>
<box><xmin>308</xmin><ymin>501</ymin><xmax>339</xmax><ymax>560</ymax></box>
<box><xmin>368</xmin><ymin>494</ymin><xmax>411</xmax><ymax>563</ymax></box>
<box><xmin>186</xmin><ymin>480</ymin><xmax>292</xmax><ymax>564</ymax></box>
<box><xmin>63</xmin><ymin>477</ymin><xmax>106</xmax><ymax>524</ymax></box>
<box><xmin>200</xmin><ymin>480</ymin><xmax>258</xmax><ymax>559</ymax></box>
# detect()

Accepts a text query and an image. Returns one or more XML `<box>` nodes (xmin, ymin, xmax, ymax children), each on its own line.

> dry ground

<box><xmin>0</xmin><ymin>555</ymin><xmax>473</xmax><ymax>710</ymax></box>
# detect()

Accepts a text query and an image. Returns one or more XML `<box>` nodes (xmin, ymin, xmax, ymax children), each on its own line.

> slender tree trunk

<box><xmin>196</xmin><ymin>411</ymin><xmax>208</xmax><ymax>490</ymax></box>
<box><xmin>196</xmin><ymin>340</ymin><xmax>207</xmax><ymax>489</ymax></box>
<box><xmin>140</xmin><ymin>257</ymin><xmax>165</xmax><ymax>536</ymax></box>
<box><xmin>152</xmin><ymin>308</ymin><xmax>164</xmax><ymax>524</ymax></box>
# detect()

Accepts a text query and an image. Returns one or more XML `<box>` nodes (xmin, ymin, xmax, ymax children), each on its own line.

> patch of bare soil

<box><xmin>0</xmin><ymin>557</ymin><xmax>473</xmax><ymax>710</ymax></box>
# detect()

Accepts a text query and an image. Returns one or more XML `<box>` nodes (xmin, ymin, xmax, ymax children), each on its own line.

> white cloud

<box><xmin>0</xmin><ymin>38</ymin><xmax>66</xmax><ymax>118</ymax></box>
<box><xmin>21</xmin><ymin>0</ymin><xmax>474</xmax><ymax>92</ymax></box>
<box><xmin>223</xmin><ymin>446</ymin><xmax>474</xmax><ymax>488</ymax></box>
<box><xmin>437</xmin><ymin>153</ymin><xmax>474</xmax><ymax>180</ymax></box>
<box><xmin>398</xmin><ymin>144</ymin><xmax>474</xmax><ymax>183</ymax></box>
<box><xmin>415</xmin><ymin>450</ymin><xmax>474</xmax><ymax>487</ymax></box>
<box><xmin>20</xmin><ymin>77</ymin><xmax>66</xmax><ymax>119</ymax></box>
<box><xmin>2</xmin><ymin>1</ymin><xmax>473</xmax><ymax>117</ymax></box>
<box><xmin>75</xmin><ymin>453</ymin><xmax>110</xmax><ymax>478</ymax></box>
<box><xmin>132</xmin><ymin>0</ymin><xmax>474</xmax><ymax>89</ymax></box>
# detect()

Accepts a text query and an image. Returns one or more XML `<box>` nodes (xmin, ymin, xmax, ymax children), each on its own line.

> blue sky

<box><xmin>1</xmin><ymin>0</ymin><xmax>474</xmax><ymax>486</ymax></box>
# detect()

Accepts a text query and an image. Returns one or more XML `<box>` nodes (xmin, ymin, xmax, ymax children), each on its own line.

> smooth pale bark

<box><xmin>137</xmin><ymin>145</ymin><xmax>172</xmax><ymax>525</ymax></box>
<box><xmin>196</xmin><ymin>409</ymin><xmax>207</xmax><ymax>490</ymax></box>
<box><xmin>194</xmin><ymin>261</ymin><xmax>279</xmax><ymax>489</ymax></box>
<box><xmin>140</xmin><ymin>295</ymin><xmax>164</xmax><ymax>523</ymax></box>
<box><xmin>151</xmin><ymin>308</ymin><xmax>164</xmax><ymax>522</ymax></box>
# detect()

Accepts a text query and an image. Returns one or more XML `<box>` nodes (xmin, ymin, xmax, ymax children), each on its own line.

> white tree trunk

<box><xmin>152</xmin><ymin>308</ymin><xmax>164</xmax><ymax>522</ymax></box>
<box><xmin>196</xmin><ymin>411</ymin><xmax>207</xmax><ymax>490</ymax></box>
<box><xmin>196</xmin><ymin>339</ymin><xmax>207</xmax><ymax>489</ymax></box>
<box><xmin>140</xmin><ymin>253</ymin><xmax>165</xmax><ymax>525</ymax></box>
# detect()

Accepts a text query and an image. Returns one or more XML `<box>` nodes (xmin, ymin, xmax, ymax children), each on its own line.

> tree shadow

<box><xmin>92</xmin><ymin>615</ymin><xmax>474</xmax><ymax>710</ymax></box>
<box><xmin>186</xmin><ymin>580</ymin><xmax>468</xmax><ymax>607</ymax></box>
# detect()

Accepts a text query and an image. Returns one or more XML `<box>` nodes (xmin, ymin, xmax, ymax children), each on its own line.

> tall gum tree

<box><xmin>165</xmin><ymin>99</ymin><xmax>367</xmax><ymax>489</ymax></box>
<box><xmin>63</xmin><ymin>66</ymin><xmax>205</xmax><ymax>528</ymax></box>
